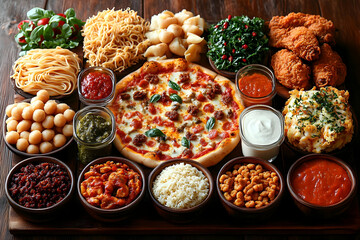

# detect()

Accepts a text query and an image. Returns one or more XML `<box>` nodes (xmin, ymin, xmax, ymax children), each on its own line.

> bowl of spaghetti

<box><xmin>11</xmin><ymin>47</ymin><xmax>81</xmax><ymax>99</ymax></box>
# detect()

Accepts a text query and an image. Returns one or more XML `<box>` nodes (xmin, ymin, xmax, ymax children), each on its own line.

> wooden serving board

<box><xmin>8</xmin><ymin>137</ymin><xmax>360</xmax><ymax>235</ymax></box>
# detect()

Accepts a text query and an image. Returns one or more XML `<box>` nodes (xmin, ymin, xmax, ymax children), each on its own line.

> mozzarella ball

<box><xmin>17</xmin><ymin>102</ymin><xmax>30</xmax><ymax>112</ymax></box>
<box><xmin>167</xmin><ymin>24</ymin><xmax>183</xmax><ymax>37</ymax></box>
<box><xmin>30</xmin><ymin>96</ymin><xmax>39</xmax><ymax>104</ymax></box>
<box><xmin>31</xmin><ymin>122</ymin><xmax>43</xmax><ymax>132</ymax></box>
<box><xmin>22</xmin><ymin>106</ymin><xmax>34</xmax><ymax>120</ymax></box>
<box><xmin>42</xmin><ymin>129</ymin><xmax>55</xmax><ymax>142</ymax></box>
<box><xmin>17</xmin><ymin>120</ymin><xmax>32</xmax><ymax>132</ymax></box>
<box><xmin>40</xmin><ymin>142</ymin><xmax>53</xmax><ymax>153</ymax></box>
<box><xmin>36</xmin><ymin>90</ymin><xmax>50</xmax><ymax>103</ymax></box>
<box><xmin>29</xmin><ymin>130</ymin><xmax>42</xmax><ymax>145</ymax></box>
<box><xmin>5</xmin><ymin>131</ymin><xmax>19</xmax><ymax>145</ymax></box>
<box><xmin>11</xmin><ymin>107</ymin><xmax>23</xmax><ymax>121</ymax></box>
<box><xmin>62</xmin><ymin>124</ymin><xmax>73</xmax><ymax>137</ymax></box>
<box><xmin>44</xmin><ymin>100</ymin><xmax>57</xmax><ymax>115</ymax></box>
<box><xmin>33</xmin><ymin>109</ymin><xmax>46</xmax><ymax>122</ymax></box>
<box><xmin>54</xmin><ymin>114</ymin><xmax>66</xmax><ymax>127</ymax></box>
<box><xmin>31</xmin><ymin>99</ymin><xmax>45</xmax><ymax>110</ymax></box>
<box><xmin>20</xmin><ymin>131</ymin><xmax>30</xmax><ymax>141</ymax></box>
<box><xmin>53</xmin><ymin>134</ymin><xmax>67</xmax><ymax>148</ymax></box>
<box><xmin>7</xmin><ymin>119</ymin><xmax>18</xmax><ymax>132</ymax></box>
<box><xmin>63</xmin><ymin>109</ymin><xmax>75</xmax><ymax>122</ymax></box>
<box><xmin>6</xmin><ymin>104</ymin><xmax>17</xmax><ymax>117</ymax></box>
<box><xmin>26</xmin><ymin>144</ymin><xmax>40</xmax><ymax>154</ymax></box>
<box><xmin>16</xmin><ymin>138</ymin><xmax>29</xmax><ymax>152</ymax></box>
<box><xmin>56</xmin><ymin>103</ymin><xmax>70</xmax><ymax>114</ymax></box>
<box><xmin>42</xmin><ymin>115</ymin><xmax>55</xmax><ymax>129</ymax></box>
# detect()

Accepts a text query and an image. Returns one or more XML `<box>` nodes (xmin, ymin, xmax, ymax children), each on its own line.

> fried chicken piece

<box><xmin>312</xmin><ymin>43</ymin><xmax>347</xmax><ymax>88</ymax></box>
<box><xmin>283</xmin><ymin>27</ymin><xmax>321</xmax><ymax>61</ymax></box>
<box><xmin>271</xmin><ymin>49</ymin><xmax>311</xmax><ymax>90</ymax></box>
<box><xmin>269</xmin><ymin>12</ymin><xmax>335</xmax><ymax>44</ymax></box>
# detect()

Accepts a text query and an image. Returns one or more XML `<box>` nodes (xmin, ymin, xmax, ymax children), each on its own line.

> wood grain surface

<box><xmin>0</xmin><ymin>0</ymin><xmax>359</xmax><ymax>240</ymax></box>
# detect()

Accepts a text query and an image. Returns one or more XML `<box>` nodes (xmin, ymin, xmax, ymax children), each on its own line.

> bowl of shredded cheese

<box><xmin>148</xmin><ymin>159</ymin><xmax>214</xmax><ymax>223</ymax></box>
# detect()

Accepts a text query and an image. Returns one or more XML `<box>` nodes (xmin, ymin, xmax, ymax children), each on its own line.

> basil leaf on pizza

<box><xmin>170</xmin><ymin>94</ymin><xmax>182</xmax><ymax>104</ymax></box>
<box><xmin>150</xmin><ymin>94</ymin><xmax>161</xmax><ymax>103</ymax></box>
<box><xmin>107</xmin><ymin>59</ymin><xmax>244</xmax><ymax>168</ymax></box>
<box><xmin>145</xmin><ymin>128</ymin><xmax>166</xmax><ymax>138</ymax></box>
<box><xmin>206</xmin><ymin>117</ymin><xmax>216</xmax><ymax>131</ymax></box>
<box><xmin>181</xmin><ymin>137</ymin><xmax>190</xmax><ymax>148</ymax></box>
<box><xmin>168</xmin><ymin>80</ymin><xmax>180</xmax><ymax>91</ymax></box>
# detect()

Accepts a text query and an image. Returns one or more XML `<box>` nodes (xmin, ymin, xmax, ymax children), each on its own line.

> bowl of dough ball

<box><xmin>148</xmin><ymin>159</ymin><xmax>214</xmax><ymax>223</ymax></box>
<box><xmin>3</xmin><ymin>90</ymin><xmax>75</xmax><ymax>156</ymax></box>
<box><xmin>216</xmin><ymin>157</ymin><xmax>284</xmax><ymax>222</ymax></box>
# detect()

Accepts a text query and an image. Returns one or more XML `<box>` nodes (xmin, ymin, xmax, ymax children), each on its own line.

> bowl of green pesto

<box><xmin>73</xmin><ymin>106</ymin><xmax>115</xmax><ymax>165</ymax></box>
<box><xmin>207</xmin><ymin>15</ymin><xmax>269</xmax><ymax>77</ymax></box>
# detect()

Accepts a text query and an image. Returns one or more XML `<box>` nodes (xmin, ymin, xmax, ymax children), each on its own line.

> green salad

<box><xmin>207</xmin><ymin>15</ymin><xmax>269</xmax><ymax>72</ymax></box>
<box><xmin>15</xmin><ymin>7</ymin><xmax>85</xmax><ymax>56</ymax></box>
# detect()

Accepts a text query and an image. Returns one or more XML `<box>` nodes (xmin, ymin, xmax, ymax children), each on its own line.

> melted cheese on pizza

<box><xmin>109</xmin><ymin>62</ymin><xmax>243</xmax><ymax>160</ymax></box>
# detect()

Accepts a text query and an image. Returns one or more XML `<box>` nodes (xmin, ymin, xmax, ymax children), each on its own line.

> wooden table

<box><xmin>1</xmin><ymin>0</ymin><xmax>360</xmax><ymax>239</ymax></box>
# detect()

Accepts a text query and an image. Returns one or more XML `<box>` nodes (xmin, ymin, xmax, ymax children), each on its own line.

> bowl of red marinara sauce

<box><xmin>287</xmin><ymin>154</ymin><xmax>357</xmax><ymax>219</ymax></box>
<box><xmin>77</xmin><ymin>66</ymin><xmax>116</xmax><ymax>106</ymax></box>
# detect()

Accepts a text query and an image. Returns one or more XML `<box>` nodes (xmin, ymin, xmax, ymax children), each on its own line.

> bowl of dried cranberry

<box><xmin>5</xmin><ymin>156</ymin><xmax>74</xmax><ymax>222</ymax></box>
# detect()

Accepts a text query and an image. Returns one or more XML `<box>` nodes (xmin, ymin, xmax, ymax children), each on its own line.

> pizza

<box><xmin>107</xmin><ymin>58</ymin><xmax>244</xmax><ymax>168</ymax></box>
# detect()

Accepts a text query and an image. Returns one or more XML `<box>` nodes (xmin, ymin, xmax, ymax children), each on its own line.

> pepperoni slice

<box><xmin>222</xmin><ymin>121</ymin><xmax>231</xmax><ymax>131</ymax></box>
<box><xmin>192</xmin><ymin>124</ymin><xmax>204</xmax><ymax>134</ymax></box>
<box><xmin>146</xmin><ymin>140</ymin><xmax>156</xmax><ymax>147</ymax></box>
<box><xmin>117</xmin><ymin>130</ymin><xmax>132</xmax><ymax>144</ymax></box>
<box><xmin>148</xmin><ymin>103</ymin><xmax>157</xmax><ymax>115</ymax></box>
<box><xmin>203</xmin><ymin>103</ymin><xmax>215</xmax><ymax>113</ymax></box>
<box><xmin>168</xmin><ymin>88</ymin><xmax>177</xmax><ymax>95</ymax></box>
<box><xmin>197</xmin><ymin>93</ymin><xmax>207</xmax><ymax>102</ymax></box>
<box><xmin>158</xmin><ymin>142</ymin><xmax>170</xmax><ymax>151</ymax></box>
<box><xmin>130</xmin><ymin>119</ymin><xmax>142</xmax><ymax>129</ymax></box>
<box><xmin>200</xmin><ymin>138</ymin><xmax>208</xmax><ymax>146</ymax></box>
<box><xmin>184</xmin><ymin>114</ymin><xmax>192</xmax><ymax>121</ymax></box>
<box><xmin>220</xmin><ymin>132</ymin><xmax>230</xmax><ymax>139</ymax></box>
<box><xmin>139</xmin><ymin>80</ymin><xmax>149</xmax><ymax>89</ymax></box>
<box><xmin>208</xmin><ymin>129</ymin><xmax>218</xmax><ymax>139</ymax></box>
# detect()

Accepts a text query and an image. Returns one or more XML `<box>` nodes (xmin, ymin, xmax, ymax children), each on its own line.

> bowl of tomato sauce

<box><xmin>78</xmin><ymin>66</ymin><xmax>116</xmax><ymax>106</ymax></box>
<box><xmin>235</xmin><ymin>64</ymin><xmax>276</xmax><ymax>107</ymax></box>
<box><xmin>287</xmin><ymin>154</ymin><xmax>357</xmax><ymax>219</ymax></box>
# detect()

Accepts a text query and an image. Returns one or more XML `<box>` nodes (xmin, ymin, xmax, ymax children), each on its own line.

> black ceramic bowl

<box><xmin>148</xmin><ymin>159</ymin><xmax>214</xmax><ymax>224</ymax></box>
<box><xmin>216</xmin><ymin>157</ymin><xmax>284</xmax><ymax>221</ymax></box>
<box><xmin>287</xmin><ymin>154</ymin><xmax>357</xmax><ymax>219</ymax></box>
<box><xmin>5</xmin><ymin>156</ymin><xmax>74</xmax><ymax>222</ymax></box>
<box><xmin>77</xmin><ymin>156</ymin><xmax>146</xmax><ymax>222</ymax></box>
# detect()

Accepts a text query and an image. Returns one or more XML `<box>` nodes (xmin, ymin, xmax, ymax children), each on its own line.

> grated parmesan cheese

<box><xmin>152</xmin><ymin>162</ymin><xmax>209</xmax><ymax>209</ymax></box>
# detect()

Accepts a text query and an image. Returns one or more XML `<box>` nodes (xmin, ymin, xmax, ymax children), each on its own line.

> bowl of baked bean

<box><xmin>77</xmin><ymin>156</ymin><xmax>146</xmax><ymax>222</ymax></box>
<box><xmin>216</xmin><ymin>156</ymin><xmax>284</xmax><ymax>221</ymax></box>
<box><xmin>5</xmin><ymin>156</ymin><xmax>74</xmax><ymax>222</ymax></box>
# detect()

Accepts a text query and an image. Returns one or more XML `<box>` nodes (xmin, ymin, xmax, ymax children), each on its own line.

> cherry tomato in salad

<box><xmin>18</xmin><ymin>20</ymin><xmax>34</xmax><ymax>29</ymax></box>
<box><xmin>57</xmin><ymin>13</ymin><xmax>66</xmax><ymax>27</ymax></box>
<box><xmin>37</xmin><ymin>18</ymin><xmax>50</xmax><ymax>26</ymax></box>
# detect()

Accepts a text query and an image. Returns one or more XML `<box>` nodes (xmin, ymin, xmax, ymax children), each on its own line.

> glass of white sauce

<box><xmin>239</xmin><ymin>105</ymin><xmax>284</xmax><ymax>162</ymax></box>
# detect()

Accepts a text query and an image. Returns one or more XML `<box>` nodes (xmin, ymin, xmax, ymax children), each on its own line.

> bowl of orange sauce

<box><xmin>235</xmin><ymin>64</ymin><xmax>276</xmax><ymax>107</ymax></box>
<box><xmin>287</xmin><ymin>154</ymin><xmax>356</xmax><ymax>219</ymax></box>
